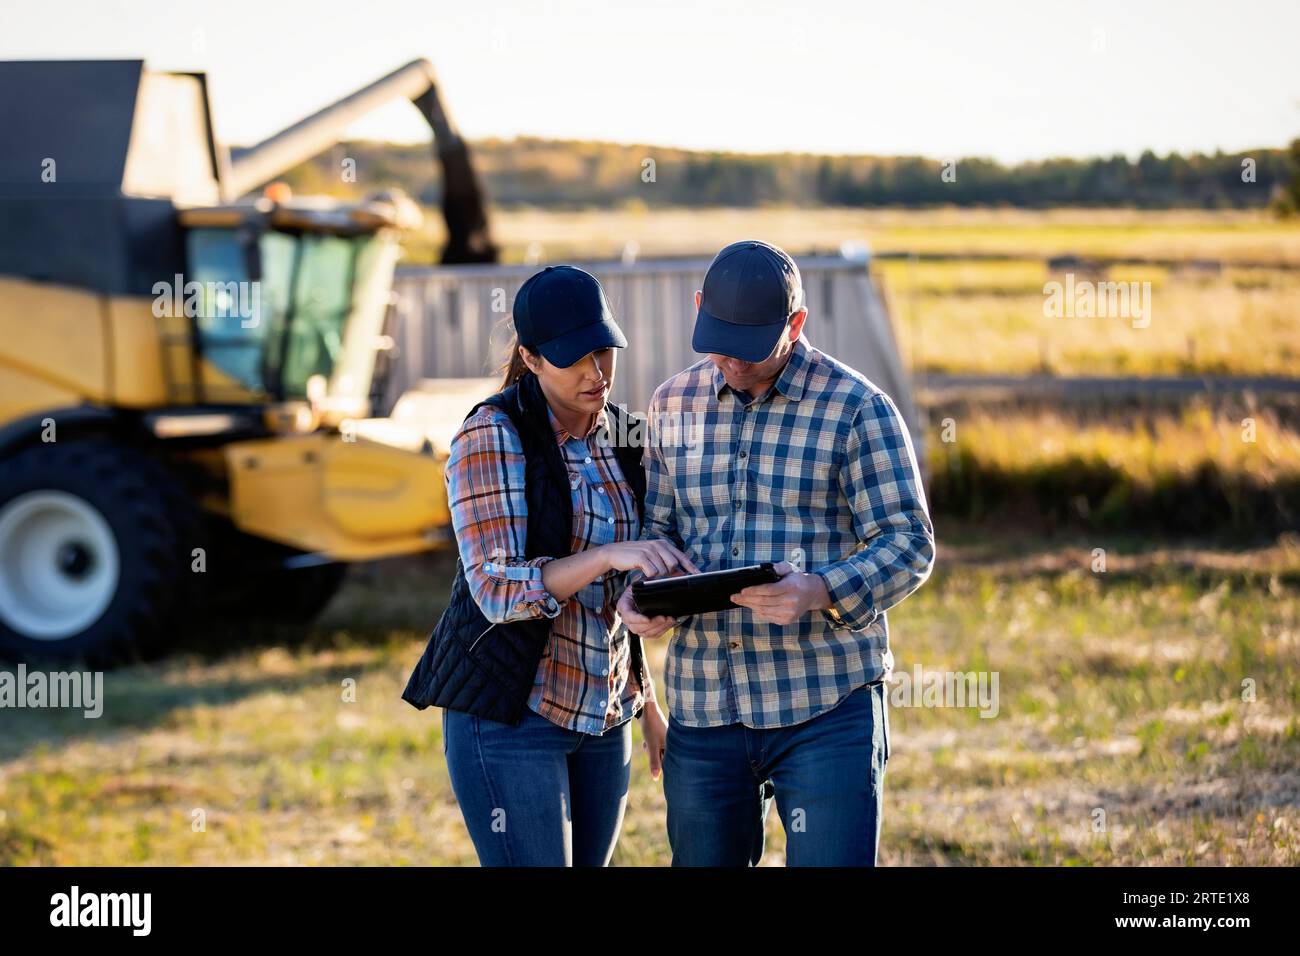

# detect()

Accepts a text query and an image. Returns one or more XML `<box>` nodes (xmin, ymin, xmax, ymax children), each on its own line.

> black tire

<box><xmin>241</xmin><ymin>560</ymin><xmax>348</xmax><ymax>624</ymax></box>
<box><xmin>0</xmin><ymin>441</ymin><xmax>197</xmax><ymax>665</ymax></box>
<box><xmin>203</xmin><ymin>526</ymin><xmax>349</xmax><ymax>626</ymax></box>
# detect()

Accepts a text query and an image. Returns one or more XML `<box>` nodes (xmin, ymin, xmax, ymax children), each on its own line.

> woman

<box><xmin>401</xmin><ymin>264</ymin><xmax>696</xmax><ymax>866</ymax></box>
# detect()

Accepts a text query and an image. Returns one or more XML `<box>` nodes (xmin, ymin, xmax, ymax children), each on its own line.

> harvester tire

<box><xmin>0</xmin><ymin>441</ymin><xmax>197</xmax><ymax>665</ymax></box>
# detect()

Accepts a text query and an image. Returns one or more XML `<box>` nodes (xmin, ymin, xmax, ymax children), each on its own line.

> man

<box><xmin>616</xmin><ymin>239</ymin><xmax>935</xmax><ymax>866</ymax></box>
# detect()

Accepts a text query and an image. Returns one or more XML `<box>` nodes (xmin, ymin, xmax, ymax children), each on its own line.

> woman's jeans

<box><xmin>663</xmin><ymin>681</ymin><xmax>890</xmax><ymax>866</ymax></box>
<box><xmin>443</xmin><ymin>707</ymin><xmax>632</xmax><ymax>866</ymax></box>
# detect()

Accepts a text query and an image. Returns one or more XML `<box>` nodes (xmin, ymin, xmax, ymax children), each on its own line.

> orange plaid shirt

<box><xmin>444</xmin><ymin>402</ymin><xmax>649</xmax><ymax>734</ymax></box>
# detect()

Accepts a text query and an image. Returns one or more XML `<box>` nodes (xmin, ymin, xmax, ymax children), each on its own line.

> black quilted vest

<box><xmin>400</xmin><ymin>370</ymin><xmax>648</xmax><ymax>726</ymax></box>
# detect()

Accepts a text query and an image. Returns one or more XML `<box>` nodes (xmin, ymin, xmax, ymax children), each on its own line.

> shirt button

<box><xmin>607</xmin><ymin>517</ymin><xmax>615</xmax><ymax>525</ymax></box>
<box><xmin>602</xmin><ymin>667</ymin><xmax>610</xmax><ymax>676</ymax></box>
<box><xmin>584</xmin><ymin>456</ymin><xmax>592</xmax><ymax>464</ymax></box>
<box><xmin>734</xmin><ymin>500</ymin><xmax>742</xmax><ymax>509</ymax></box>
<box><xmin>730</xmin><ymin>641</ymin><xmax>740</xmax><ymax>649</ymax></box>
<box><xmin>738</xmin><ymin>450</ymin><xmax>748</xmax><ymax>459</ymax></box>
<box><xmin>599</xmin><ymin>700</ymin><xmax>607</xmax><ymax>708</ymax></box>
<box><xmin>732</xmin><ymin>547</ymin><xmax>740</xmax><ymax>556</ymax></box>
<box><xmin>597</xmin><ymin>487</ymin><xmax>606</xmax><ymax>495</ymax></box>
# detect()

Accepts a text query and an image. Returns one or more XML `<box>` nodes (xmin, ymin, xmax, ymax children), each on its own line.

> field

<box><xmin>2</xmin><ymin>537</ymin><xmax>1296</xmax><ymax>867</ymax></box>
<box><xmin>421</xmin><ymin>207</ymin><xmax>1300</xmax><ymax>268</ymax></box>
<box><xmin>926</xmin><ymin>396</ymin><xmax>1300</xmax><ymax>535</ymax></box>
<box><xmin>882</xmin><ymin>259</ymin><xmax>1300</xmax><ymax>377</ymax></box>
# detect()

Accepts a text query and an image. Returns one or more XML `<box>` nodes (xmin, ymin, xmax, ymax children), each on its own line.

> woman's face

<box><xmin>524</xmin><ymin>346</ymin><xmax>617</xmax><ymax>422</ymax></box>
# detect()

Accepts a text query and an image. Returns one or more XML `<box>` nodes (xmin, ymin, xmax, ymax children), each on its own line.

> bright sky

<box><xmin>4</xmin><ymin>0</ymin><xmax>1298</xmax><ymax>162</ymax></box>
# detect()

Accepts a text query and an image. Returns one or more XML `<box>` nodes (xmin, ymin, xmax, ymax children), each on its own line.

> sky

<box><xmin>3</xmin><ymin>0</ymin><xmax>1298</xmax><ymax>163</ymax></box>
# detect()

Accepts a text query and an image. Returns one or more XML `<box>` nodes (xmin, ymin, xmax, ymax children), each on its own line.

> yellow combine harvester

<box><xmin>0</xmin><ymin>59</ymin><xmax>494</xmax><ymax>662</ymax></box>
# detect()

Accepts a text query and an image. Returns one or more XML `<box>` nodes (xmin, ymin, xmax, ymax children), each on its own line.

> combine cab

<box><xmin>0</xmin><ymin>59</ymin><xmax>494</xmax><ymax>662</ymax></box>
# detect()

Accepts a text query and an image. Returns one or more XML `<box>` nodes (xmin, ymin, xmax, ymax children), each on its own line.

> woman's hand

<box><xmin>639</xmin><ymin>698</ymin><xmax>668</xmax><ymax>781</ymax></box>
<box><xmin>601</xmin><ymin>540</ymin><xmax>700</xmax><ymax>579</ymax></box>
<box><xmin>540</xmin><ymin>541</ymin><xmax>698</xmax><ymax>605</ymax></box>
<box><xmin>617</xmin><ymin>585</ymin><xmax>677</xmax><ymax>638</ymax></box>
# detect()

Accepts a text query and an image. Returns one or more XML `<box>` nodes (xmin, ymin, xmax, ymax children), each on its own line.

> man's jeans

<box><xmin>443</xmin><ymin>707</ymin><xmax>632</xmax><ymax>866</ymax></box>
<box><xmin>663</xmin><ymin>681</ymin><xmax>891</xmax><ymax>866</ymax></box>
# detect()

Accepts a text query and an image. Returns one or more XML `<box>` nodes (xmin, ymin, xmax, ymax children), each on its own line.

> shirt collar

<box><xmin>711</xmin><ymin>334</ymin><xmax>812</xmax><ymax>403</ymax></box>
<box><xmin>546</xmin><ymin>404</ymin><xmax>608</xmax><ymax>445</ymax></box>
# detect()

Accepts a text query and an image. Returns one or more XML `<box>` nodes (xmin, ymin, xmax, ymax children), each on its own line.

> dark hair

<box><xmin>499</xmin><ymin>331</ymin><xmax>536</xmax><ymax>389</ymax></box>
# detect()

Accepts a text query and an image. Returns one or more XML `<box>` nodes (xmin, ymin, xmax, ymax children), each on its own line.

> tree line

<box><xmin>282</xmin><ymin>136</ymin><xmax>1300</xmax><ymax>210</ymax></box>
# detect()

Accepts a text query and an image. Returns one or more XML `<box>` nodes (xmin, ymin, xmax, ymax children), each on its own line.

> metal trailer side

<box><xmin>387</xmin><ymin>256</ymin><xmax>925</xmax><ymax>468</ymax></box>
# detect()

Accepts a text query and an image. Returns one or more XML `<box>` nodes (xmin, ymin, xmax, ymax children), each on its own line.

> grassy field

<box><xmin>926</xmin><ymin>397</ymin><xmax>1300</xmax><ymax>534</ymax></box>
<box><xmin>1</xmin><ymin>534</ymin><xmax>1296</xmax><ymax>867</ymax></box>
<box><xmin>883</xmin><ymin>260</ymin><xmax>1300</xmax><ymax>377</ymax></box>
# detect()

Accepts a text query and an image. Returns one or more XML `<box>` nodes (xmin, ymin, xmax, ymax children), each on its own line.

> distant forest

<box><xmin>277</xmin><ymin>137</ymin><xmax>1298</xmax><ymax>209</ymax></box>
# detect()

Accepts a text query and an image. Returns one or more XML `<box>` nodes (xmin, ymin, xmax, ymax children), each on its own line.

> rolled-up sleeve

<box><xmin>445</xmin><ymin>408</ymin><xmax>564</xmax><ymax>624</ymax></box>
<box><xmin>813</xmin><ymin>392</ymin><xmax>936</xmax><ymax>631</ymax></box>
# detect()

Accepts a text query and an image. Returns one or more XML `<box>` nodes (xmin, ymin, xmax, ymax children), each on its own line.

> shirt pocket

<box><xmin>576</xmin><ymin>474</ymin><xmax>620</xmax><ymax>545</ymax></box>
<box><xmin>674</xmin><ymin>454</ymin><xmax>728</xmax><ymax>519</ymax></box>
<box><xmin>567</xmin><ymin>469</ymin><xmax>586</xmax><ymax>517</ymax></box>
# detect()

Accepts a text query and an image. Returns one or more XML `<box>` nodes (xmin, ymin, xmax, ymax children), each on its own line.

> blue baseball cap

<box><xmin>513</xmin><ymin>265</ymin><xmax>627</xmax><ymax>368</ymax></box>
<box><xmin>692</xmin><ymin>240</ymin><xmax>804</xmax><ymax>362</ymax></box>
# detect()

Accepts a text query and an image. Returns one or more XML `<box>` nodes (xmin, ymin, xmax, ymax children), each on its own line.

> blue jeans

<box><xmin>663</xmin><ymin>681</ymin><xmax>890</xmax><ymax>866</ymax></box>
<box><xmin>442</xmin><ymin>707</ymin><xmax>632</xmax><ymax>866</ymax></box>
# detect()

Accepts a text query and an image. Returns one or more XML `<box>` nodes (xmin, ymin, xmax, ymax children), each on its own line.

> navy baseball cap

<box><xmin>512</xmin><ymin>265</ymin><xmax>627</xmax><ymax>368</ymax></box>
<box><xmin>692</xmin><ymin>240</ymin><xmax>804</xmax><ymax>362</ymax></box>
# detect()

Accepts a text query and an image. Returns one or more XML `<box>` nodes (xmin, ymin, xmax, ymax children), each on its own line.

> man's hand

<box><xmin>617</xmin><ymin>585</ymin><xmax>677</xmax><ymax>639</ymax></box>
<box><xmin>730</xmin><ymin>560</ymin><xmax>832</xmax><ymax>625</ymax></box>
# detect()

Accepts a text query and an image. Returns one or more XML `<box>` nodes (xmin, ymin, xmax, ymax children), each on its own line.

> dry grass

<box><xmin>927</xmin><ymin>400</ymin><xmax>1300</xmax><ymax>533</ymax></box>
<box><xmin>936</xmin><ymin>402</ymin><xmax>1300</xmax><ymax>486</ymax></box>
<box><xmin>882</xmin><ymin>533</ymin><xmax>1300</xmax><ymax>865</ymax></box>
<box><xmin>883</xmin><ymin>261</ymin><xmax>1300</xmax><ymax>377</ymax></box>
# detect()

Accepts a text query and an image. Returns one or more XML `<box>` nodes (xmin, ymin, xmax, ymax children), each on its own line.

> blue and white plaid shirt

<box><xmin>638</xmin><ymin>335</ymin><xmax>935</xmax><ymax>729</ymax></box>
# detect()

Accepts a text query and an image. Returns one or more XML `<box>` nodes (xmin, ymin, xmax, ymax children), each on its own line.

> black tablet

<box><xmin>630</xmin><ymin>563</ymin><xmax>782</xmax><ymax>618</ymax></box>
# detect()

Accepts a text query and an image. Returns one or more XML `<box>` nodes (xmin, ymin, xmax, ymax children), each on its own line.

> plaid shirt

<box><xmin>638</xmin><ymin>335</ymin><xmax>935</xmax><ymax>729</ymax></box>
<box><xmin>445</xmin><ymin>402</ymin><xmax>647</xmax><ymax>736</ymax></box>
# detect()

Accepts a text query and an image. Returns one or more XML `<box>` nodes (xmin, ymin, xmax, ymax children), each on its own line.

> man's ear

<box><xmin>695</xmin><ymin>290</ymin><xmax>703</xmax><ymax>309</ymax></box>
<box><xmin>787</xmin><ymin>308</ymin><xmax>809</xmax><ymax>341</ymax></box>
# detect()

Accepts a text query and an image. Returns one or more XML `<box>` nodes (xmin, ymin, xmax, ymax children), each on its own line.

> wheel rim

<box><xmin>0</xmin><ymin>490</ymin><xmax>121</xmax><ymax>640</ymax></box>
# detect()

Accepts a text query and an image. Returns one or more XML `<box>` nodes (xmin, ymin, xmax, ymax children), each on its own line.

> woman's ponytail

<box><xmin>499</xmin><ymin>332</ymin><xmax>533</xmax><ymax>389</ymax></box>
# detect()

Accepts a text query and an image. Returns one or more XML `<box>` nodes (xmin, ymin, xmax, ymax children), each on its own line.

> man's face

<box><xmin>696</xmin><ymin>290</ymin><xmax>806</xmax><ymax>395</ymax></box>
<box><xmin>708</xmin><ymin>339</ymin><xmax>791</xmax><ymax>394</ymax></box>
